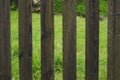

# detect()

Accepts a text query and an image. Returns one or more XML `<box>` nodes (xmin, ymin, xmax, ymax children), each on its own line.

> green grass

<box><xmin>11</xmin><ymin>11</ymin><xmax>107</xmax><ymax>80</ymax></box>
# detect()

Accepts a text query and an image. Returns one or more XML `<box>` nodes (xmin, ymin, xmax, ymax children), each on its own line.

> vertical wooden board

<box><xmin>62</xmin><ymin>0</ymin><xmax>77</xmax><ymax>80</ymax></box>
<box><xmin>19</xmin><ymin>0</ymin><xmax>32</xmax><ymax>80</ymax></box>
<box><xmin>108</xmin><ymin>0</ymin><xmax>120</xmax><ymax>80</ymax></box>
<box><xmin>0</xmin><ymin>0</ymin><xmax>11</xmax><ymax>80</ymax></box>
<box><xmin>0</xmin><ymin>1</ymin><xmax>4</xmax><ymax>79</ymax></box>
<box><xmin>41</xmin><ymin>0</ymin><xmax>54</xmax><ymax>80</ymax></box>
<box><xmin>3</xmin><ymin>0</ymin><xmax>11</xmax><ymax>80</ymax></box>
<box><xmin>85</xmin><ymin>0</ymin><xmax>99</xmax><ymax>80</ymax></box>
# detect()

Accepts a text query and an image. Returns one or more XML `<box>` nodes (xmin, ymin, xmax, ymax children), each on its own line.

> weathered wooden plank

<box><xmin>107</xmin><ymin>0</ymin><xmax>120</xmax><ymax>80</ymax></box>
<box><xmin>19</xmin><ymin>0</ymin><xmax>32</xmax><ymax>80</ymax></box>
<box><xmin>85</xmin><ymin>0</ymin><xmax>99</xmax><ymax>80</ymax></box>
<box><xmin>0</xmin><ymin>0</ymin><xmax>11</xmax><ymax>80</ymax></box>
<box><xmin>0</xmin><ymin>8</ymin><xmax>4</xmax><ymax>79</ymax></box>
<box><xmin>41</xmin><ymin>0</ymin><xmax>54</xmax><ymax>80</ymax></box>
<box><xmin>63</xmin><ymin>0</ymin><xmax>77</xmax><ymax>80</ymax></box>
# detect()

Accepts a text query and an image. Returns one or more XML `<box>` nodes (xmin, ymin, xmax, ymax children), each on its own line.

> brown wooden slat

<box><xmin>41</xmin><ymin>0</ymin><xmax>54</xmax><ymax>80</ymax></box>
<box><xmin>85</xmin><ymin>0</ymin><xmax>99</xmax><ymax>80</ymax></box>
<box><xmin>107</xmin><ymin>0</ymin><xmax>120</xmax><ymax>80</ymax></box>
<box><xmin>63</xmin><ymin>0</ymin><xmax>77</xmax><ymax>80</ymax></box>
<box><xmin>0</xmin><ymin>8</ymin><xmax>4</xmax><ymax>79</ymax></box>
<box><xmin>19</xmin><ymin>0</ymin><xmax>32</xmax><ymax>80</ymax></box>
<box><xmin>0</xmin><ymin>0</ymin><xmax>11</xmax><ymax>80</ymax></box>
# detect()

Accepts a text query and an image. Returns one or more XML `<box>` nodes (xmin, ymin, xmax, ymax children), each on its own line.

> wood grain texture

<box><xmin>85</xmin><ymin>0</ymin><xmax>99</xmax><ymax>80</ymax></box>
<box><xmin>0</xmin><ymin>0</ymin><xmax>11</xmax><ymax>80</ymax></box>
<box><xmin>63</xmin><ymin>0</ymin><xmax>77</xmax><ymax>80</ymax></box>
<box><xmin>41</xmin><ymin>0</ymin><xmax>54</xmax><ymax>80</ymax></box>
<box><xmin>108</xmin><ymin>0</ymin><xmax>120</xmax><ymax>80</ymax></box>
<box><xmin>19</xmin><ymin>0</ymin><xmax>32</xmax><ymax>80</ymax></box>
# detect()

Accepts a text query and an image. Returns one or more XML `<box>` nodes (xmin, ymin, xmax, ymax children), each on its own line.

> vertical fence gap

<box><xmin>76</xmin><ymin>16</ymin><xmax>86</xmax><ymax>80</ymax></box>
<box><xmin>32</xmin><ymin>13</ymin><xmax>41</xmax><ymax>79</ymax></box>
<box><xmin>41</xmin><ymin>0</ymin><xmax>54</xmax><ymax>80</ymax></box>
<box><xmin>10</xmin><ymin>9</ymin><xmax>19</xmax><ymax>80</ymax></box>
<box><xmin>99</xmin><ymin>1</ymin><xmax>108</xmax><ymax>79</ymax></box>
<box><xmin>54</xmin><ymin>15</ymin><xmax>63</xmax><ymax>80</ymax></box>
<box><xmin>62</xmin><ymin>0</ymin><xmax>77</xmax><ymax>80</ymax></box>
<box><xmin>99</xmin><ymin>19</ymin><xmax>107</xmax><ymax>80</ymax></box>
<box><xmin>19</xmin><ymin>0</ymin><xmax>33</xmax><ymax>79</ymax></box>
<box><xmin>85</xmin><ymin>0</ymin><xmax>99</xmax><ymax>80</ymax></box>
<box><xmin>0</xmin><ymin>0</ymin><xmax>11</xmax><ymax>80</ymax></box>
<box><xmin>108</xmin><ymin>0</ymin><xmax>120</xmax><ymax>80</ymax></box>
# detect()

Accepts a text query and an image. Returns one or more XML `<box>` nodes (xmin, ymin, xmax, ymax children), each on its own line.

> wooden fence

<box><xmin>0</xmin><ymin>0</ymin><xmax>120</xmax><ymax>80</ymax></box>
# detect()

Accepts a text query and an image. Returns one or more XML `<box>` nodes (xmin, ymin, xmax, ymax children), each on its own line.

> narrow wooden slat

<box><xmin>0</xmin><ymin>6</ymin><xmax>4</xmax><ymax>78</ymax></box>
<box><xmin>107</xmin><ymin>0</ymin><xmax>120</xmax><ymax>80</ymax></box>
<box><xmin>2</xmin><ymin>0</ymin><xmax>11</xmax><ymax>79</ymax></box>
<box><xmin>0</xmin><ymin>0</ymin><xmax>11</xmax><ymax>80</ymax></box>
<box><xmin>63</xmin><ymin>0</ymin><xmax>77</xmax><ymax>80</ymax></box>
<box><xmin>85</xmin><ymin>0</ymin><xmax>99</xmax><ymax>80</ymax></box>
<box><xmin>19</xmin><ymin>0</ymin><xmax>32</xmax><ymax>80</ymax></box>
<box><xmin>41</xmin><ymin>0</ymin><xmax>54</xmax><ymax>80</ymax></box>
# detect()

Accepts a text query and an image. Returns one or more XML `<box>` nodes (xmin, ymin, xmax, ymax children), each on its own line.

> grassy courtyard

<box><xmin>11</xmin><ymin>11</ymin><xmax>107</xmax><ymax>80</ymax></box>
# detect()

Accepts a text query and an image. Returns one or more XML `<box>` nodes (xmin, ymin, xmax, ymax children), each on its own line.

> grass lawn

<box><xmin>11</xmin><ymin>11</ymin><xmax>107</xmax><ymax>80</ymax></box>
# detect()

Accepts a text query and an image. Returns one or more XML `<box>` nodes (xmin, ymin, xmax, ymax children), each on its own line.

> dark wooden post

<box><xmin>108</xmin><ymin>0</ymin><xmax>120</xmax><ymax>80</ymax></box>
<box><xmin>85</xmin><ymin>0</ymin><xmax>99</xmax><ymax>80</ymax></box>
<box><xmin>19</xmin><ymin>0</ymin><xmax>32</xmax><ymax>79</ymax></box>
<box><xmin>0</xmin><ymin>0</ymin><xmax>11</xmax><ymax>80</ymax></box>
<box><xmin>63</xmin><ymin>0</ymin><xmax>77</xmax><ymax>80</ymax></box>
<box><xmin>41</xmin><ymin>0</ymin><xmax>54</xmax><ymax>80</ymax></box>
